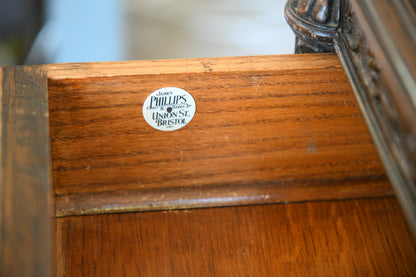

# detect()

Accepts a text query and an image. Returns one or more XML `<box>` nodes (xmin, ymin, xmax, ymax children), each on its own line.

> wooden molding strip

<box><xmin>47</xmin><ymin>54</ymin><xmax>393</xmax><ymax>217</ymax></box>
<box><xmin>334</xmin><ymin>0</ymin><xmax>416</xmax><ymax>239</ymax></box>
<box><xmin>0</xmin><ymin>66</ymin><xmax>55</xmax><ymax>276</ymax></box>
<box><xmin>55</xmin><ymin>177</ymin><xmax>391</xmax><ymax>217</ymax></box>
<box><xmin>47</xmin><ymin>54</ymin><xmax>343</xmax><ymax>79</ymax></box>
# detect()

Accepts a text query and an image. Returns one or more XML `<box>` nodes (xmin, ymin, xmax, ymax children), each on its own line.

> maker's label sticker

<box><xmin>142</xmin><ymin>87</ymin><xmax>196</xmax><ymax>131</ymax></box>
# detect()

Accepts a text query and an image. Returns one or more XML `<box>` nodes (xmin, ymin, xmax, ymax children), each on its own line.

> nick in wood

<box><xmin>143</xmin><ymin>87</ymin><xmax>196</xmax><ymax>131</ymax></box>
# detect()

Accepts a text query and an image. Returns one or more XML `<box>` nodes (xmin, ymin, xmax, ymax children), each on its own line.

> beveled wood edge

<box><xmin>0</xmin><ymin>65</ymin><xmax>55</xmax><ymax>276</ymax></box>
<box><xmin>55</xmin><ymin>177</ymin><xmax>393</xmax><ymax>217</ymax></box>
<box><xmin>46</xmin><ymin>53</ymin><xmax>342</xmax><ymax>79</ymax></box>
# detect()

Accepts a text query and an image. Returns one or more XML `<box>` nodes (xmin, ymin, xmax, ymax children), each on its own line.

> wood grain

<box><xmin>46</xmin><ymin>54</ymin><xmax>349</xmax><ymax>79</ymax></box>
<box><xmin>0</xmin><ymin>66</ymin><xmax>55</xmax><ymax>276</ymax></box>
<box><xmin>47</xmin><ymin>54</ymin><xmax>393</xmax><ymax>216</ymax></box>
<box><xmin>56</xmin><ymin>197</ymin><xmax>416</xmax><ymax>276</ymax></box>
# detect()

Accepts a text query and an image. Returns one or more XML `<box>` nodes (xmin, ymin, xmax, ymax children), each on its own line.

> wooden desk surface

<box><xmin>57</xmin><ymin>197</ymin><xmax>416</xmax><ymax>276</ymax></box>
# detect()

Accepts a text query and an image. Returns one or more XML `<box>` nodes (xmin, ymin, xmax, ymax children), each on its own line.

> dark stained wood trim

<box><xmin>55</xmin><ymin>176</ymin><xmax>391</xmax><ymax>217</ymax></box>
<box><xmin>0</xmin><ymin>65</ymin><xmax>55</xmax><ymax>276</ymax></box>
<box><xmin>334</xmin><ymin>0</ymin><xmax>416</xmax><ymax>235</ymax></box>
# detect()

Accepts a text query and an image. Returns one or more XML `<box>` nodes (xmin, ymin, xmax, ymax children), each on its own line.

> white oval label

<box><xmin>142</xmin><ymin>87</ymin><xmax>196</xmax><ymax>131</ymax></box>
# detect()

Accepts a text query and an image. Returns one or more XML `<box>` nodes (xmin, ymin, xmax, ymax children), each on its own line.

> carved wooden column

<box><xmin>285</xmin><ymin>0</ymin><xmax>341</xmax><ymax>53</ymax></box>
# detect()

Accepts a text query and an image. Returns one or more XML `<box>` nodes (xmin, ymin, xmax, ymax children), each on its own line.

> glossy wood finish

<box><xmin>47</xmin><ymin>54</ymin><xmax>392</xmax><ymax>216</ymax></box>
<box><xmin>56</xmin><ymin>197</ymin><xmax>416</xmax><ymax>276</ymax></box>
<box><xmin>0</xmin><ymin>66</ymin><xmax>54</xmax><ymax>276</ymax></box>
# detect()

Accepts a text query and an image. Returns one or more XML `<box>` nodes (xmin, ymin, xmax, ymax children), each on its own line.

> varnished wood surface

<box><xmin>0</xmin><ymin>66</ymin><xmax>55</xmax><ymax>276</ymax></box>
<box><xmin>46</xmin><ymin>54</ymin><xmax>349</xmax><ymax>79</ymax></box>
<box><xmin>47</xmin><ymin>54</ymin><xmax>392</xmax><ymax>216</ymax></box>
<box><xmin>56</xmin><ymin>197</ymin><xmax>416</xmax><ymax>276</ymax></box>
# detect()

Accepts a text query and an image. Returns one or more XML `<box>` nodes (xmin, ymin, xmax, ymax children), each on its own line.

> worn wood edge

<box><xmin>46</xmin><ymin>53</ymin><xmax>342</xmax><ymax>80</ymax></box>
<box><xmin>0</xmin><ymin>65</ymin><xmax>55</xmax><ymax>276</ymax></box>
<box><xmin>55</xmin><ymin>176</ymin><xmax>393</xmax><ymax>217</ymax></box>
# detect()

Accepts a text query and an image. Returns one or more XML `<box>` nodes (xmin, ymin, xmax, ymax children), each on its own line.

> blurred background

<box><xmin>0</xmin><ymin>0</ymin><xmax>294</xmax><ymax>65</ymax></box>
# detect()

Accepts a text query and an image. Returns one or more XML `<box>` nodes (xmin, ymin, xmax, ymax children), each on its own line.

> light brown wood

<box><xmin>47</xmin><ymin>54</ymin><xmax>393</xmax><ymax>216</ymax></box>
<box><xmin>46</xmin><ymin>54</ymin><xmax>348</xmax><ymax>79</ymax></box>
<box><xmin>56</xmin><ymin>197</ymin><xmax>416</xmax><ymax>276</ymax></box>
<box><xmin>0</xmin><ymin>66</ymin><xmax>55</xmax><ymax>276</ymax></box>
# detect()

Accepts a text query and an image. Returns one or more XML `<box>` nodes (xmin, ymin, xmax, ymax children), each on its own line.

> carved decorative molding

<box><xmin>333</xmin><ymin>0</ymin><xmax>416</xmax><ymax>233</ymax></box>
<box><xmin>286</xmin><ymin>0</ymin><xmax>416</xmax><ymax>234</ymax></box>
<box><xmin>284</xmin><ymin>0</ymin><xmax>341</xmax><ymax>53</ymax></box>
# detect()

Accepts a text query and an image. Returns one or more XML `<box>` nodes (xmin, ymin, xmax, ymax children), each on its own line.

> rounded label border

<box><xmin>142</xmin><ymin>87</ymin><xmax>196</xmax><ymax>131</ymax></box>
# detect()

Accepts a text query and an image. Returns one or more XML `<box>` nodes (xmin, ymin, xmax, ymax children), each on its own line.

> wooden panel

<box><xmin>48</xmin><ymin>54</ymin><xmax>393</xmax><ymax>216</ymax></box>
<box><xmin>0</xmin><ymin>66</ymin><xmax>54</xmax><ymax>276</ymax></box>
<box><xmin>56</xmin><ymin>197</ymin><xmax>416</xmax><ymax>276</ymax></box>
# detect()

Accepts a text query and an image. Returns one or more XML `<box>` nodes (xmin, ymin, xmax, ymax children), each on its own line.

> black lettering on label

<box><xmin>149</xmin><ymin>95</ymin><xmax>187</xmax><ymax>109</ymax></box>
<box><xmin>143</xmin><ymin>87</ymin><xmax>196</xmax><ymax>131</ymax></box>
